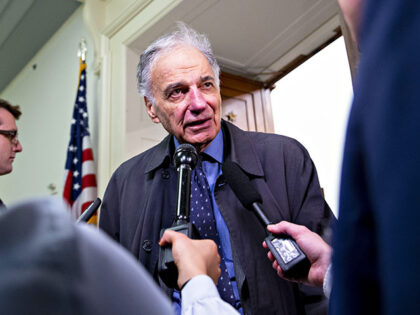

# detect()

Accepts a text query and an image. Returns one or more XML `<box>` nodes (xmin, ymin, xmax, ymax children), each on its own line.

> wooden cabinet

<box><xmin>220</xmin><ymin>72</ymin><xmax>274</xmax><ymax>133</ymax></box>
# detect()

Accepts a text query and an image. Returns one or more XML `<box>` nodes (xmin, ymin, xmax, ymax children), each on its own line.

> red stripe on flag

<box><xmin>82</xmin><ymin>174</ymin><xmax>97</xmax><ymax>189</ymax></box>
<box><xmin>82</xmin><ymin>148</ymin><xmax>94</xmax><ymax>161</ymax></box>
<box><xmin>63</xmin><ymin>171</ymin><xmax>74</xmax><ymax>206</ymax></box>
<box><xmin>81</xmin><ymin>201</ymin><xmax>92</xmax><ymax>212</ymax></box>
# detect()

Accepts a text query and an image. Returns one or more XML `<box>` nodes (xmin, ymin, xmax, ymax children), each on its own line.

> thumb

<box><xmin>159</xmin><ymin>229</ymin><xmax>177</xmax><ymax>246</ymax></box>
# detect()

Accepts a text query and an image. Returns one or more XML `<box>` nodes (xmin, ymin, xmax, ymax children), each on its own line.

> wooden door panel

<box><xmin>220</xmin><ymin>72</ymin><xmax>274</xmax><ymax>133</ymax></box>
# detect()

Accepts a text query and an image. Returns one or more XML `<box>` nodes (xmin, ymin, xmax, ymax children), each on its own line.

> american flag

<box><xmin>63</xmin><ymin>59</ymin><xmax>97</xmax><ymax>223</ymax></box>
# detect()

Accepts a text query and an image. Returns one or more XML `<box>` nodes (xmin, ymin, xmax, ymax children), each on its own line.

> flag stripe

<box><xmin>82</xmin><ymin>160</ymin><xmax>96</xmax><ymax>176</ymax></box>
<box><xmin>82</xmin><ymin>148</ymin><xmax>94</xmax><ymax>161</ymax></box>
<box><xmin>63</xmin><ymin>170</ymin><xmax>73</xmax><ymax>203</ymax></box>
<box><xmin>71</xmin><ymin>187</ymin><xmax>97</xmax><ymax>218</ymax></box>
<box><xmin>82</xmin><ymin>174</ymin><xmax>97</xmax><ymax>189</ymax></box>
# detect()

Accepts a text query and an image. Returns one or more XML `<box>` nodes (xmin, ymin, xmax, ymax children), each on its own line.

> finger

<box><xmin>267</xmin><ymin>221</ymin><xmax>308</xmax><ymax>239</ymax></box>
<box><xmin>262</xmin><ymin>240</ymin><xmax>267</xmax><ymax>249</ymax></box>
<box><xmin>276</xmin><ymin>267</ymin><xmax>286</xmax><ymax>278</ymax></box>
<box><xmin>267</xmin><ymin>221</ymin><xmax>289</xmax><ymax>234</ymax></box>
<box><xmin>159</xmin><ymin>229</ymin><xmax>182</xmax><ymax>246</ymax></box>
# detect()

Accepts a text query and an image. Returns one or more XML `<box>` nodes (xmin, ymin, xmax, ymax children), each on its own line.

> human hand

<box><xmin>159</xmin><ymin>230</ymin><xmax>221</xmax><ymax>289</ymax></box>
<box><xmin>263</xmin><ymin>221</ymin><xmax>331</xmax><ymax>287</ymax></box>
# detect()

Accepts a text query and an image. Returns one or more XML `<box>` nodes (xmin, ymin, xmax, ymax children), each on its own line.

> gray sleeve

<box><xmin>76</xmin><ymin>224</ymin><xmax>175</xmax><ymax>315</ymax></box>
<box><xmin>0</xmin><ymin>197</ymin><xmax>174</xmax><ymax>315</ymax></box>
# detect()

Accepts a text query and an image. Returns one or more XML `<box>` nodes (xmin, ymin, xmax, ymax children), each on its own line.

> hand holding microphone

<box><xmin>158</xmin><ymin>144</ymin><xmax>199</xmax><ymax>289</ymax></box>
<box><xmin>159</xmin><ymin>230</ymin><xmax>221</xmax><ymax>289</ymax></box>
<box><xmin>222</xmin><ymin>161</ymin><xmax>310</xmax><ymax>278</ymax></box>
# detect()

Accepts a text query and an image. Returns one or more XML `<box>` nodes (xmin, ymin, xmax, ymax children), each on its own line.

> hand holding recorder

<box><xmin>264</xmin><ymin>221</ymin><xmax>331</xmax><ymax>287</ymax></box>
<box><xmin>222</xmin><ymin>160</ymin><xmax>310</xmax><ymax>278</ymax></box>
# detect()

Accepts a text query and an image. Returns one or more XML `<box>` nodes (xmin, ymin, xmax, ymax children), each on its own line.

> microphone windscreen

<box><xmin>222</xmin><ymin>160</ymin><xmax>262</xmax><ymax>209</ymax></box>
<box><xmin>174</xmin><ymin>143</ymin><xmax>198</xmax><ymax>168</ymax></box>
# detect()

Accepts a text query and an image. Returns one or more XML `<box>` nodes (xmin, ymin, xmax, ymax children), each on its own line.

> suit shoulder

<box><xmin>246</xmin><ymin>131</ymin><xmax>310</xmax><ymax>158</ymax></box>
<box><xmin>112</xmin><ymin>144</ymin><xmax>161</xmax><ymax>178</ymax></box>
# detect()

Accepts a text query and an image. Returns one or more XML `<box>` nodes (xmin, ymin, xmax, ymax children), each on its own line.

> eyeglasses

<box><xmin>0</xmin><ymin>130</ymin><xmax>19</xmax><ymax>145</ymax></box>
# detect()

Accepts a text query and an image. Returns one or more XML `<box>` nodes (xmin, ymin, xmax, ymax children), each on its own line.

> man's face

<box><xmin>0</xmin><ymin>108</ymin><xmax>22</xmax><ymax>175</ymax></box>
<box><xmin>145</xmin><ymin>46</ymin><xmax>222</xmax><ymax>152</ymax></box>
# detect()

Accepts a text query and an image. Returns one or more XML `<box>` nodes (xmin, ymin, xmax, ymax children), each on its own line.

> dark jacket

<box><xmin>100</xmin><ymin>120</ymin><xmax>333</xmax><ymax>314</ymax></box>
<box><xmin>331</xmin><ymin>1</ymin><xmax>420</xmax><ymax>314</ymax></box>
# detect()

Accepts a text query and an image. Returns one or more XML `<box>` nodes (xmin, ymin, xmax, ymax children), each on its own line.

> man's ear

<box><xmin>144</xmin><ymin>97</ymin><xmax>160</xmax><ymax>123</ymax></box>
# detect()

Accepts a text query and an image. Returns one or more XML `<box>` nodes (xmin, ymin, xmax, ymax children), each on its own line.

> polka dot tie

<box><xmin>190</xmin><ymin>158</ymin><xmax>237</xmax><ymax>307</ymax></box>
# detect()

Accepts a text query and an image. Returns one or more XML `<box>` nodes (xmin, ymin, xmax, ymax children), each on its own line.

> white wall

<box><xmin>271</xmin><ymin>37</ymin><xmax>353</xmax><ymax>216</ymax></box>
<box><xmin>0</xmin><ymin>7</ymin><xmax>98</xmax><ymax>205</ymax></box>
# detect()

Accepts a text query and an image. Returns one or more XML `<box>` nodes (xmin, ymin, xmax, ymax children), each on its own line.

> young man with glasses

<box><xmin>0</xmin><ymin>99</ymin><xmax>22</xmax><ymax>177</ymax></box>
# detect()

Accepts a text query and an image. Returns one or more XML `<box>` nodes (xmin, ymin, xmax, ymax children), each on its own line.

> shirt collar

<box><xmin>173</xmin><ymin>127</ymin><xmax>224</xmax><ymax>164</ymax></box>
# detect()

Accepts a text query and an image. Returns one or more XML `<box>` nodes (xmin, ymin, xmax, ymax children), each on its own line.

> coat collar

<box><xmin>222</xmin><ymin>120</ymin><xmax>264</xmax><ymax>177</ymax></box>
<box><xmin>144</xmin><ymin>134</ymin><xmax>173</xmax><ymax>173</ymax></box>
<box><xmin>143</xmin><ymin>120</ymin><xmax>264</xmax><ymax>177</ymax></box>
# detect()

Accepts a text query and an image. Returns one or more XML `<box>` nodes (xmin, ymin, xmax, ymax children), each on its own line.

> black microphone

<box><xmin>222</xmin><ymin>160</ymin><xmax>310</xmax><ymax>278</ymax></box>
<box><xmin>76</xmin><ymin>198</ymin><xmax>101</xmax><ymax>223</ymax></box>
<box><xmin>158</xmin><ymin>144</ymin><xmax>199</xmax><ymax>288</ymax></box>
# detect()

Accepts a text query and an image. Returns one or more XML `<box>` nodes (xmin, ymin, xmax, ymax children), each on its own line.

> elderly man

<box><xmin>0</xmin><ymin>99</ymin><xmax>23</xmax><ymax>208</ymax></box>
<box><xmin>100</xmin><ymin>23</ymin><xmax>333</xmax><ymax>314</ymax></box>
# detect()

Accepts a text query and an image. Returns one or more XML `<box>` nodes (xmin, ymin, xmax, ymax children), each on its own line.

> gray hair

<box><xmin>137</xmin><ymin>22</ymin><xmax>220</xmax><ymax>104</ymax></box>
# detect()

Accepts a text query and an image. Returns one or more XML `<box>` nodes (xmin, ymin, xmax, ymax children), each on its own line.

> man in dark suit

<box><xmin>99</xmin><ymin>23</ymin><xmax>333</xmax><ymax>314</ymax></box>
<box><xmin>332</xmin><ymin>0</ymin><xmax>420</xmax><ymax>314</ymax></box>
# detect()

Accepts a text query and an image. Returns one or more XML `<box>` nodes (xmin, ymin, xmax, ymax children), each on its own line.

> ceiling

<box><xmin>0</xmin><ymin>0</ymin><xmax>342</xmax><ymax>93</ymax></box>
<box><xmin>0</xmin><ymin>0</ymin><xmax>80</xmax><ymax>92</ymax></box>
<box><xmin>130</xmin><ymin>0</ymin><xmax>341</xmax><ymax>87</ymax></box>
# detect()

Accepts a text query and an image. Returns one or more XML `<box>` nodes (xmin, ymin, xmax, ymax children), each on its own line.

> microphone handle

<box><xmin>77</xmin><ymin>198</ymin><xmax>101</xmax><ymax>223</ymax></box>
<box><xmin>159</xmin><ymin>162</ymin><xmax>198</xmax><ymax>288</ymax></box>
<box><xmin>252</xmin><ymin>202</ymin><xmax>272</xmax><ymax>226</ymax></box>
<box><xmin>175</xmin><ymin>164</ymin><xmax>192</xmax><ymax>223</ymax></box>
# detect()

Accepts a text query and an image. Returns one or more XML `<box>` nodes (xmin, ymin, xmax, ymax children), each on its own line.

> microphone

<box><xmin>173</xmin><ymin>144</ymin><xmax>197</xmax><ymax>224</ymax></box>
<box><xmin>158</xmin><ymin>144</ymin><xmax>199</xmax><ymax>288</ymax></box>
<box><xmin>222</xmin><ymin>160</ymin><xmax>310</xmax><ymax>278</ymax></box>
<box><xmin>77</xmin><ymin>198</ymin><xmax>101</xmax><ymax>223</ymax></box>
